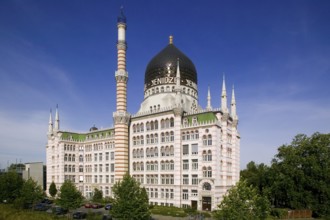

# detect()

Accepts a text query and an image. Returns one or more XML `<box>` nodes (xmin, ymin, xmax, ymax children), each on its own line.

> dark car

<box><xmin>104</xmin><ymin>204</ymin><xmax>112</xmax><ymax>210</ymax></box>
<box><xmin>53</xmin><ymin>206</ymin><xmax>68</xmax><ymax>215</ymax></box>
<box><xmin>73</xmin><ymin>211</ymin><xmax>87</xmax><ymax>219</ymax></box>
<box><xmin>41</xmin><ymin>198</ymin><xmax>53</xmax><ymax>204</ymax></box>
<box><xmin>34</xmin><ymin>203</ymin><xmax>50</xmax><ymax>211</ymax></box>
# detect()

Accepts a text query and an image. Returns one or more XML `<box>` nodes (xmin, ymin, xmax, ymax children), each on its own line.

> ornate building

<box><xmin>46</xmin><ymin>11</ymin><xmax>240</xmax><ymax>211</ymax></box>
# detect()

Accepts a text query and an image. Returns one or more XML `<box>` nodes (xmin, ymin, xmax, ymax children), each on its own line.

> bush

<box><xmin>150</xmin><ymin>205</ymin><xmax>187</xmax><ymax>217</ymax></box>
<box><xmin>270</xmin><ymin>208</ymin><xmax>288</xmax><ymax>219</ymax></box>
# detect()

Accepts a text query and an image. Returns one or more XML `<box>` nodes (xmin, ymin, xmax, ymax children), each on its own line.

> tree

<box><xmin>0</xmin><ymin>171</ymin><xmax>24</xmax><ymax>203</ymax></box>
<box><xmin>15</xmin><ymin>178</ymin><xmax>45</xmax><ymax>208</ymax></box>
<box><xmin>111</xmin><ymin>173</ymin><xmax>150</xmax><ymax>220</ymax></box>
<box><xmin>92</xmin><ymin>188</ymin><xmax>103</xmax><ymax>203</ymax></box>
<box><xmin>270</xmin><ymin>133</ymin><xmax>330</xmax><ymax>217</ymax></box>
<box><xmin>214</xmin><ymin>180</ymin><xmax>270</xmax><ymax>220</ymax></box>
<box><xmin>49</xmin><ymin>181</ymin><xmax>57</xmax><ymax>198</ymax></box>
<box><xmin>57</xmin><ymin>180</ymin><xmax>83</xmax><ymax>210</ymax></box>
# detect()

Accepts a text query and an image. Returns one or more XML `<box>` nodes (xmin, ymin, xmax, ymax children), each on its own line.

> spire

<box><xmin>231</xmin><ymin>85</ymin><xmax>238</xmax><ymax>120</ymax></box>
<box><xmin>48</xmin><ymin>109</ymin><xmax>53</xmax><ymax>135</ymax></box>
<box><xmin>175</xmin><ymin>58</ymin><xmax>182</xmax><ymax>106</ymax></box>
<box><xmin>206</xmin><ymin>86</ymin><xmax>212</xmax><ymax>110</ymax></box>
<box><xmin>221</xmin><ymin>74</ymin><xmax>228</xmax><ymax>113</ymax></box>
<box><xmin>117</xmin><ymin>6</ymin><xmax>126</xmax><ymax>24</ymax></box>
<box><xmin>169</xmin><ymin>35</ymin><xmax>173</xmax><ymax>44</ymax></box>
<box><xmin>54</xmin><ymin>104</ymin><xmax>59</xmax><ymax>131</ymax></box>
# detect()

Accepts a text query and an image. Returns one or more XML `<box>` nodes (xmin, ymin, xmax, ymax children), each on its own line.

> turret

<box><xmin>48</xmin><ymin>109</ymin><xmax>53</xmax><ymax>135</ymax></box>
<box><xmin>175</xmin><ymin>58</ymin><xmax>182</xmax><ymax>106</ymax></box>
<box><xmin>231</xmin><ymin>85</ymin><xmax>238</xmax><ymax>120</ymax></box>
<box><xmin>54</xmin><ymin>105</ymin><xmax>59</xmax><ymax>131</ymax></box>
<box><xmin>221</xmin><ymin>75</ymin><xmax>228</xmax><ymax>113</ymax></box>
<box><xmin>206</xmin><ymin>86</ymin><xmax>212</xmax><ymax>110</ymax></box>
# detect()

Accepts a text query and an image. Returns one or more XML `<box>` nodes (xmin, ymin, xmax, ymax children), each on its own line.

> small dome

<box><xmin>144</xmin><ymin>38</ymin><xmax>197</xmax><ymax>91</ymax></box>
<box><xmin>89</xmin><ymin>125</ymin><xmax>98</xmax><ymax>131</ymax></box>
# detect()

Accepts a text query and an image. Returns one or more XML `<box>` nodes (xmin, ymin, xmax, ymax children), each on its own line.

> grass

<box><xmin>0</xmin><ymin>204</ymin><xmax>66</xmax><ymax>220</ymax></box>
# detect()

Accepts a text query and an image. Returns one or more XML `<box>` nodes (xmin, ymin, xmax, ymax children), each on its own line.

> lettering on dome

<box><xmin>146</xmin><ymin>77</ymin><xmax>197</xmax><ymax>90</ymax></box>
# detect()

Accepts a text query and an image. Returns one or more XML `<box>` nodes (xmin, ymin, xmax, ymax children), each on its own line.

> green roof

<box><xmin>60</xmin><ymin>128</ymin><xmax>114</xmax><ymax>142</ymax></box>
<box><xmin>185</xmin><ymin>112</ymin><xmax>217</xmax><ymax>124</ymax></box>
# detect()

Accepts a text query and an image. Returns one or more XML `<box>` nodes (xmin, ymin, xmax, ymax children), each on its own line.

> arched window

<box><xmin>64</xmin><ymin>154</ymin><xmax>68</xmax><ymax>161</ymax></box>
<box><xmin>140</xmin><ymin>123</ymin><xmax>144</xmax><ymax>132</ymax></box>
<box><xmin>161</xmin><ymin>133</ymin><xmax>165</xmax><ymax>143</ymax></box>
<box><xmin>170</xmin><ymin>131</ymin><xmax>174</xmax><ymax>142</ymax></box>
<box><xmin>208</xmin><ymin>134</ymin><xmax>212</xmax><ymax>145</ymax></box>
<box><xmin>207</xmin><ymin>150</ymin><xmax>212</xmax><ymax>161</ymax></box>
<box><xmin>64</xmin><ymin>165</ymin><xmax>68</xmax><ymax>172</ymax></box>
<box><xmin>202</xmin><ymin>166</ymin><xmax>207</xmax><ymax>177</ymax></box>
<box><xmin>207</xmin><ymin>166</ymin><xmax>212</xmax><ymax>177</ymax></box>
<box><xmin>133</xmin><ymin>162</ymin><xmax>136</xmax><ymax>171</ymax></box>
<box><xmin>202</xmin><ymin>150</ymin><xmax>207</xmax><ymax>161</ymax></box>
<box><xmin>203</xmin><ymin>182</ymin><xmax>211</xmax><ymax>191</ymax></box>
<box><xmin>154</xmin><ymin>133</ymin><xmax>158</xmax><ymax>143</ymax></box>
<box><xmin>161</xmin><ymin>147</ymin><xmax>165</xmax><ymax>157</ymax></box>
<box><xmin>170</xmin><ymin>145</ymin><xmax>174</xmax><ymax>156</ymax></box>
<box><xmin>79</xmin><ymin>155</ymin><xmax>83</xmax><ymax>162</ymax></box>
<box><xmin>146</xmin><ymin>135</ymin><xmax>150</xmax><ymax>144</ymax></box>
<box><xmin>165</xmin><ymin>146</ymin><xmax>170</xmax><ymax>157</ymax></box>
<box><xmin>165</xmin><ymin>118</ymin><xmax>170</xmax><ymax>128</ymax></box>
<box><xmin>161</xmin><ymin>119</ymin><xmax>165</xmax><ymax>129</ymax></box>
<box><xmin>154</xmin><ymin>120</ymin><xmax>158</xmax><ymax>130</ymax></box>
<box><xmin>146</xmin><ymin>122</ymin><xmax>151</xmax><ymax>131</ymax></box>
<box><xmin>203</xmin><ymin>135</ymin><xmax>207</xmax><ymax>146</ymax></box>
<box><xmin>170</xmin><ymin>160</ymin><xmax>174</xmax><ymax>170</ymax></box>
<box><xmin>154</xmin><ymin>147</ymin><xmax>158</xmax><ymax>157</ymax></box>
<box><xmin>170</xmin><ymin>118</ymin><xmax>174</xmax><ymax>127</ymax></box>
<box><xmin>182</xmin><ymin>132</ymin><xmax>186</xmax><ymax>140</ymax></box>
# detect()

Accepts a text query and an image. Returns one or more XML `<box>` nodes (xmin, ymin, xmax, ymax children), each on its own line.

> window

<box><xmin>182</xmin><ymin>189</ymin><xmax>188</xmax><ymax>200</ymax></box>
<box><xmin>79</xmin><ymin>155</ymin><xmax>83</xmax><ymax>162</ymax></box>
<box><xmin>183</xmin><ymin>160</ymin><xmax>189</xmax><ymax>170</ymax></box>
<box><xmin>106</xmin><ymin>164</ymin><xmax>109</xmax><ymax>172</ymax></box>
<box><xmin>183</xmin><ymin>145</ymin><xmax>189</xmax><ymax>155</ymax></box>
<box><xmin>79</xmin><ymin>165</ymin><xmax>83</xmax><ymax>172</ymax></box>
<box><xmin>111</xmin><ymin>164</ymin><xmax>114</xmax><ymax>172</ymax></box>
<box><xmin>99</xmin><ymin>164</ymin><xmax>103</xmax><ymax>172</ymax></box>
<box><xmin>183</xmin><ymin>175</ymin><xmax>189</xmax><ymax>185</ymax></box>
<box><xmin>192</xmin><ymin>174</ymin><xmax>198</xmax><ymax>185</ymax></box>
<box><xmin>191</xmin><ymin>144</ymin><xmax>198</xmax><ymax>155</ymax></box>
<box><xmin>191</xmin><ymin>189</ymin><xmax>198</xmax><ymax>197</ymax></box>
<box><xmin>94</xmin><ymin>164</ymin><xmax>98</xmax><ymax>172</ymax></box>
<box><xmin>105</xmin><ymin>152</ymin><xmax>109</xmax><ymax>161</ymax></box>
<box><xmin>94</xmin><ymin>153</ymin><xmax>97</xmax><ymax>162</ymax></box>
<box><xmin>207</xmin><ymin>166</ymin><xmax>212</xmax><ymax>177</ymax></box>
<box><xmin>192</xmin><ymin>159</ymin><xmax>198</xmax><ymax>170</ymax></box>
<box><xmin>227</xmin><ymin>148</ymin><xmax>232</xmax><ymax>158</ymax></box>
<box><xmin>203</xmin><ymin>182</ymin><xmax>211</xmax><ymax>191</ymax></box>
<box><xmin>111</xmin><ymin>152</ymin><xmax>114</xmax><ymax>160</ymax></box>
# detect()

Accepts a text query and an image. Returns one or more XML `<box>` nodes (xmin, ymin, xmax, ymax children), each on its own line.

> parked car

<box><xmin>92</xmin><ymin>203</ymin><xmax>103</xmax><ymax>209</ymax></box>
<box><xmin>73</xmin><ymin>211</ymin><xmax>87</xmax><ymax>219</ymax></box>
<box><xmin>34</xmin><ymin>203</ymin><xmax>50</xmax><ymax>211</ymax></box>
<box><xmin>104</xmin><ymin>204</ymin><xmax>112</xmax><ymax>210</ymax></box>
<box><xmin>41</xmin><ymin>198</ymin><xmax>53</xmax><ymax>204</ymax></box>
<box><xmin>52</xmin><ymin>206</ymin><xmax>68</xmax><ymax>215</ymax></box>
<box><xmin>84</xmin><ymin>203</ymin><xmax>92</xmax><ymax>208</ymax></box>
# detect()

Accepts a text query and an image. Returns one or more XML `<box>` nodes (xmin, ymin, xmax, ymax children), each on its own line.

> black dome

<box><xmin>144</xmin><ymin>43</ymin><xmax>197</xmax><ymax>91</ymax></box>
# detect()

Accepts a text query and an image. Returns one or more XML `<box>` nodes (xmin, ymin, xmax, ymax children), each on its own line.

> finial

<box><xmin>169</xmin><ymin>35</ymin><xmax>173</xmax><ymax>44</ymax></box>
<box><xmin>117</xmin><ymin>6</ymin><xmax>126</xmax><ymax>24</ymax></box>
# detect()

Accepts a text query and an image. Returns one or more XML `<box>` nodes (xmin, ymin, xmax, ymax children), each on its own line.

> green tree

<box><xmin>240</xmin><ymin>161</ymin><xmax>271</xmax><ymax>196</ymax></box>
<box><xmin>270</xmin><ymin>133</ymin><xmax>330</xmax><ymax>217</ymax></box>
<box><xmin>57</xmin><ymin>180</ymin><xmax>83</xmax><ymax>210</ymax></box>
<box><xmin>0</xmin><ymin>171</ymin><xmax>24</xmax><ymax>203</ymax></box>
<box><xmin>111</xmin><ymin>173</ymin><xmax>150</xmax><ymax>220</ymax></box>
<box><xmin>49</xmin><ymin>181</ymin><xmax>57</xmax><ymax>198</ymax></box>
<box><xmin>214</xmin><ymin>180</ymin><xmax>270</xmax><ymax>220</ymax></box>
<box><xmin>15</xmin><ymin>178</ymin><xmax>45</xmax><ymax>208</ymax></box>
<box><xmin>92</xmin><ymin>188</ymin><xmax>103</xmax><ymax>203</ymax></box>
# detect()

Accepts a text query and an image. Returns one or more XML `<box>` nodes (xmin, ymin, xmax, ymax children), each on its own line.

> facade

<box><xmin>22</xmin><ymin>162</ymin><xmax>46</xmax><ymax>190</ymax></box>
<box><xmin>46</xmin><ymin>11</ymin><xmax>240</xmax><ymax>211</ymax></box>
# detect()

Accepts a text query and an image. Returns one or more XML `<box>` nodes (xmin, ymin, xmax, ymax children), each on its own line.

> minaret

<box><xmin>175</xmin><ymin>57</ymin><xmax>182</xmax><ymax>106</ymax></box>
<box><xmin>113</xmin><ymin>7</ymin><xmax>130</xmax><ymax>181</ymax></box>
<box><xmin>221</xmin><ymin>75</ymin><xmax>228</xmax><ymax>113</ymax></box>
<box><xmin>231</xmin><ymin>85</ymin><xmax>238</xmax><ymax>120</ymax></box>
<box><xmin>206</xmin><ymin>86</ymin><xmax>212</xmax><ymax>110</ymax></box>
<box><xmin>48</xmin><ymin>109</ymin><xmax>53</xmax><ymax>135</ymax></box>
<box><xmin>54</xmin><ymin>104</ymin><xmax>59</xmax><ymax>131</ymax></box>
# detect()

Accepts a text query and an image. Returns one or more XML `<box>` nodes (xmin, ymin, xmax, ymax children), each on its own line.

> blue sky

<box><xmin>0</xmin><ymin>0</ymin><xmax>329</xmax><ymax>169</ymax></box>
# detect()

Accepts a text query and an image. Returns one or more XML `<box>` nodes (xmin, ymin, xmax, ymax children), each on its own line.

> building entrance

<box><xmin>202</xmin><ymin>197</ymin><xmax>211</xmax><ymax>211</ymax></box>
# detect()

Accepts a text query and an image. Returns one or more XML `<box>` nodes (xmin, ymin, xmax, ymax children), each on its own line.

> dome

<box><xmin>144</xmin><ymin>38</ymin><xmax>197</xmax><ymax>91</ymax></box>
<box><xmin>89</xmin><ymin>125</ymin><xmax>98</xmax><ymax>131</ymax></box>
